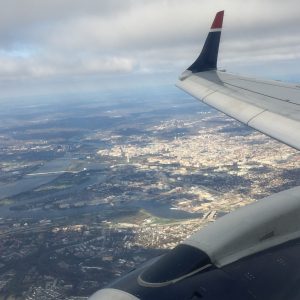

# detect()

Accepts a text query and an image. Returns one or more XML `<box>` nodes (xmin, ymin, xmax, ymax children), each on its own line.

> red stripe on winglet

<box><xmin>211</xmin><ymin>10</ymin><xmax>224</xmax><ymax>29</ymax></box>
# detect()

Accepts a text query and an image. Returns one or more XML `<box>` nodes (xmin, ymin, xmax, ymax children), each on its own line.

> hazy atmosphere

<box><xmin>1</xmin><ymin>0</ymin><xmax>300</xmax><ymax>98</ymax></box>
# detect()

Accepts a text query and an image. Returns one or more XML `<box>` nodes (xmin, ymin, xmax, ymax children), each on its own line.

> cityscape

<box><xmin>0</xmin><ymin>89</ymin><xmax>299</xmax><ymax>299</ymax></box>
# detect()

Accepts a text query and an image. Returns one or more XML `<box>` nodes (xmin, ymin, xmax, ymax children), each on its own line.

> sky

<box><xmin>1</xmin><ymin>0</ymin><xmax>300</xmax><ymax>99</ymax></box>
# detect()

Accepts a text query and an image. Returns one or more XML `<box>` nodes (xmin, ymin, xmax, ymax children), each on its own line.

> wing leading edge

<box><xmin>177</xmin><ymin>11</ymin><xmax>300</xmax><ymax>150</ymax></box>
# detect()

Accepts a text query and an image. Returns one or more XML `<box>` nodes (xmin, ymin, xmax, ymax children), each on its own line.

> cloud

<box><xmin>0</xmin><ymin>51</ymin><xmax>136</xmax><ymax>79</ymax></box>
<box><xmin>1</xmin><ymin>0</ymin><xmax>300</xmax><ymax>94</ymax></box>
<box><xmin>0</xmin><ymin>0</ymin><xmax>128</xmax><ymax>35</ymax></box>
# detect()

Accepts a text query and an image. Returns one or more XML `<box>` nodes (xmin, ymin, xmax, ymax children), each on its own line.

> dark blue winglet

<box><xmin>188</xmin><ymin>11</ymin><xmax>224</xmax><ymax>73</ymax></box>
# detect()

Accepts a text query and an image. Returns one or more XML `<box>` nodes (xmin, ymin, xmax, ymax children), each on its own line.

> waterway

<box><xmin>0</xmin><ymin>154</ymin><xmax>73</xmax><ymax>200</ymax></box>
<box><xmin>130</xmin><ymin>200</ymin><xmax>202</xmax><ymax>220</ymax></box>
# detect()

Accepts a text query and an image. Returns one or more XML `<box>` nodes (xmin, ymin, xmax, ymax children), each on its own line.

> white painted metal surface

<box><xmin>183</xmin><ymin>186</ymin><xmax>300</xmax><ymax>267</ymax></box>
<box><xmin>177</xmin><ymin>70</ymin><xmax>300</xmax><ymax>150</ymax></box>
<box><xmin>89</xmin><ymin>288</ymin><xmax>140</xmax><ymax>300</ymax></box>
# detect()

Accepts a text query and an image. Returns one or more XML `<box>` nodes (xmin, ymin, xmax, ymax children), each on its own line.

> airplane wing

<box><xmin>89</xmin><ymin>11</ymin><xmax>300</xmax><ymax>300</ymax></box>
<box><xmin>177</xmin><ymin>11</ymin><xmax>300</xmax><ymax>150</ymax></box>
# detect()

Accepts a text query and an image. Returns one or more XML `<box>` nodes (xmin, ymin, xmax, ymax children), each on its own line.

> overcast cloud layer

<box><xmin>1</xmin><ymin>0</ymin><xmax>300</xmax><ymax>97</ymax></box>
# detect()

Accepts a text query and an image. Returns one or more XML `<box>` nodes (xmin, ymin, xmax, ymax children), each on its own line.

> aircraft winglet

<box><xmin>211</xmin><ymin>10</ymin><xmax>224</xmax><ymax>30</ymax></box>
<box><xmin>187</xmin><ymin>10</ymin><xmax>224</xmax><ymax>73</ymax></box>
